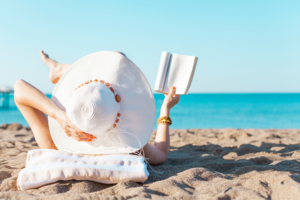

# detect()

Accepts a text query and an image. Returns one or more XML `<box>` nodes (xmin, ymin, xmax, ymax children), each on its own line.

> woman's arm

<box><xmin>143</xmin><ymin>87</ymin><xmax>180</xmax><ymax>165</ymax></box>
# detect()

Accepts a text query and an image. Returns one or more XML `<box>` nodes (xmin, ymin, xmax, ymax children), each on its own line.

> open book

<box><xmin>154</xmin><ymin>51</ymin><xmax>198</xmax><ymax>95</ymax></box>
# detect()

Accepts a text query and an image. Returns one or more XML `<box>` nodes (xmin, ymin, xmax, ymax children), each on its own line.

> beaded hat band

<box><xmin>76</xmin><ymin>79</ymin><xmax>121</xmax><ymax>104</ymax></box>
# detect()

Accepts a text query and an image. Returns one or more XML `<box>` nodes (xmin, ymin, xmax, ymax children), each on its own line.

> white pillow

<box><xmin>17</xmin><ymin>149</ymin><xmax>149</xmax><ymax>191</ymax></box>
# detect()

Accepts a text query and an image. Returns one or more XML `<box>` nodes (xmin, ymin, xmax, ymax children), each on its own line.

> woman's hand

<box><xmin>163</xmin><ymin>87</ymin><xmax>180</xmax><ymax>110</ymax></box>
<box><xmin>55</xmin><ymin>111</ymin><xmax>96</xmax><ymax>142</ymax></box>
<box><xmin>161</xmin><ymin>87</ymin><xmax>180</xmax><ymax>117</ymax></box>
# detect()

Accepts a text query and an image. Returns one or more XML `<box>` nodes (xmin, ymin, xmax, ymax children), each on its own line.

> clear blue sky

<box><xmin>0</xmin><ymin>0</ymin><xmax>299</xmax><ymax>93</ymax></box>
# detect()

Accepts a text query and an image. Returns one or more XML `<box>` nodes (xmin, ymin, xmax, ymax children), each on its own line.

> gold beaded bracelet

<box><xmin>157</xmin><ymin>116</ymin><xmax>172</xmax><ymax>125</ymax></box>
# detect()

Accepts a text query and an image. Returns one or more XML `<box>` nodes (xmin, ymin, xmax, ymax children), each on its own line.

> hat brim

<box><xmin>48</xmin><ymin>51</ymin><xmax>155</xmax><ymax>154</ymax></box>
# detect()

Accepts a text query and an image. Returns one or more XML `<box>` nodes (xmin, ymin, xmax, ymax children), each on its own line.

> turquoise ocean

<box><xmin>1</xmin><ymin>93</ymin><xmax>300</xmax><ymax>129</ymax></box>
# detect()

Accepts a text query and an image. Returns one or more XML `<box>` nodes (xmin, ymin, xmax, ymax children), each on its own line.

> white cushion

<box><xmin>17</xmin><ymin>149</ymin><xmax>149</xmax><ymax>191</ymax></box>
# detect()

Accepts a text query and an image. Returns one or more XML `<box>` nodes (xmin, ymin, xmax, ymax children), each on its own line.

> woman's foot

<box><xmin>40</xmin><ymin>51</ymin><xmax>71</xmax><ymax>84</ymax></box>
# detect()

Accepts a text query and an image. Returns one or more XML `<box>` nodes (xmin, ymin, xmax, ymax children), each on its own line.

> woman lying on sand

<box><xmin>14</xmin><ymin>51</ymin><xmax>180</xmax><ymax>165</ymax></box>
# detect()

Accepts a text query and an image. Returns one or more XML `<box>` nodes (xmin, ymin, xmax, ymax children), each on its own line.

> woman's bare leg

<box><xmin>14</xmin><ymin>80</ymin><xmax>58</xmax><ymax>149</ymax></box>
<box><xmin>40</xmin><ymin>50</ymin><xmax>127</xmax><ymax>84</ymax></box>
<box><xmin>14</xmin><ymin>80</ymin><xmax>92</xmax><ymax>149</ymax></box>
<box><xmin>40</xmin><ymin>51</ymin><xmax>71</xmax><ymax>84</ymax></box>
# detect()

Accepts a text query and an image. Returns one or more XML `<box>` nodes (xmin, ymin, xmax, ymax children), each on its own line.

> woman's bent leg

<box><xmin>40</xmin><ymin>50</ymin><xmax>126</xmax><ymax>84</ymax></box>
<box><xmin>40</xmin><ymin>51</ymin><xmax>71</xmax><ymax>84</ymax></box>
<box><xmin>14</xmin><ymin>80</ymin><xmax>57</xmax><ymax>149</ymax></box>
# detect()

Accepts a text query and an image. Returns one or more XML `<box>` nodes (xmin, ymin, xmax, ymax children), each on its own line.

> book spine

<box><xmin>154</xmin><ymin>51</ymin><xmax>170</xmax><ymax>92</ymax></box>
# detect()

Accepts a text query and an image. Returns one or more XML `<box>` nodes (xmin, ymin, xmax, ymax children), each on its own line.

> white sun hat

<box><xmin>48</xmin><ymin>51</ymin><xmax>155</xmax><ymax>155</ymax></box>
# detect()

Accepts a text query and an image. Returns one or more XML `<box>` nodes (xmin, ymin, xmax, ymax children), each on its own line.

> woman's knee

<box><xmin>14</xmin><ymin>79</ymin><xmax>26</xmax><ymax>102</ymax></box>
<box><xmin>14</xmin><ymin>79</ymin><xmax>26</xmax><ymax>92</ymax></box>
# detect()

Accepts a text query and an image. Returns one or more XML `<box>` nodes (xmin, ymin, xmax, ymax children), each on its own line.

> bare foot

<box><xmin>40</xmin><ymin>51</ymin><xmax>71</xmax><ymax>84</ymax></box>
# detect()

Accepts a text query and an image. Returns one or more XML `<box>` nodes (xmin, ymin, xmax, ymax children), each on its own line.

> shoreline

<box><xmin>1</xmin><ymin>123</ymin><xmax>300</xmax><ymax>199</ymax></box>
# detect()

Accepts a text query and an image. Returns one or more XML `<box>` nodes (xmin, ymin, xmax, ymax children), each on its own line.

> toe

<box><xmin>40</xmin><ymin>50</ymin><xmax>49</xmax><ymax>58</ymax></box>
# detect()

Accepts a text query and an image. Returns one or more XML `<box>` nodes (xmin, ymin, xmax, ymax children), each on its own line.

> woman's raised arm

<box><xmin>143</xmin><ymin>87</ymin><xmax>180</xmax><ymax>165</ymax></box>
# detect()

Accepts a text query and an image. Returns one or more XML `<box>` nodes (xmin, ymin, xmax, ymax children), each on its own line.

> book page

<box><xmin>163</xmin><ymin>54</ymin><xmax>197</xmax><ymax>94</ymax></box>
<box><xmin>154</xmin><ymin>51</ymin><xmax>171</xmax><ymax>92</ymax></box>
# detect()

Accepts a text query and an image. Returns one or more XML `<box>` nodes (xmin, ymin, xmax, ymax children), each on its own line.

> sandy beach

<box><xmin>1</xmin><ymin>123</ymin><xmax>300</xmax><ymax>199</ymax></box>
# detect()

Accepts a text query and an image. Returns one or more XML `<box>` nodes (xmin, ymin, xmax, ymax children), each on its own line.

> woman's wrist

<box><xmin>160</xmin><ymin>104</ymin><xmax>170</xmax><ymax>117</ymax></box>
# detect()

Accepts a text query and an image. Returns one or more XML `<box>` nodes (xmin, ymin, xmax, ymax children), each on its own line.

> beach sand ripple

<box><xmin>1</xmin><ymin>124</ymin><xmax>300</xmax><ymax>199</ymax></box>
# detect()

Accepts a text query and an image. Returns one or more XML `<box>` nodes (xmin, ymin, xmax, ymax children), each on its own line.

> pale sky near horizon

<box><xmin>0</xmin><ymin>0</ymin><xmax>299</xmax><ymax>94</ymax></box>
